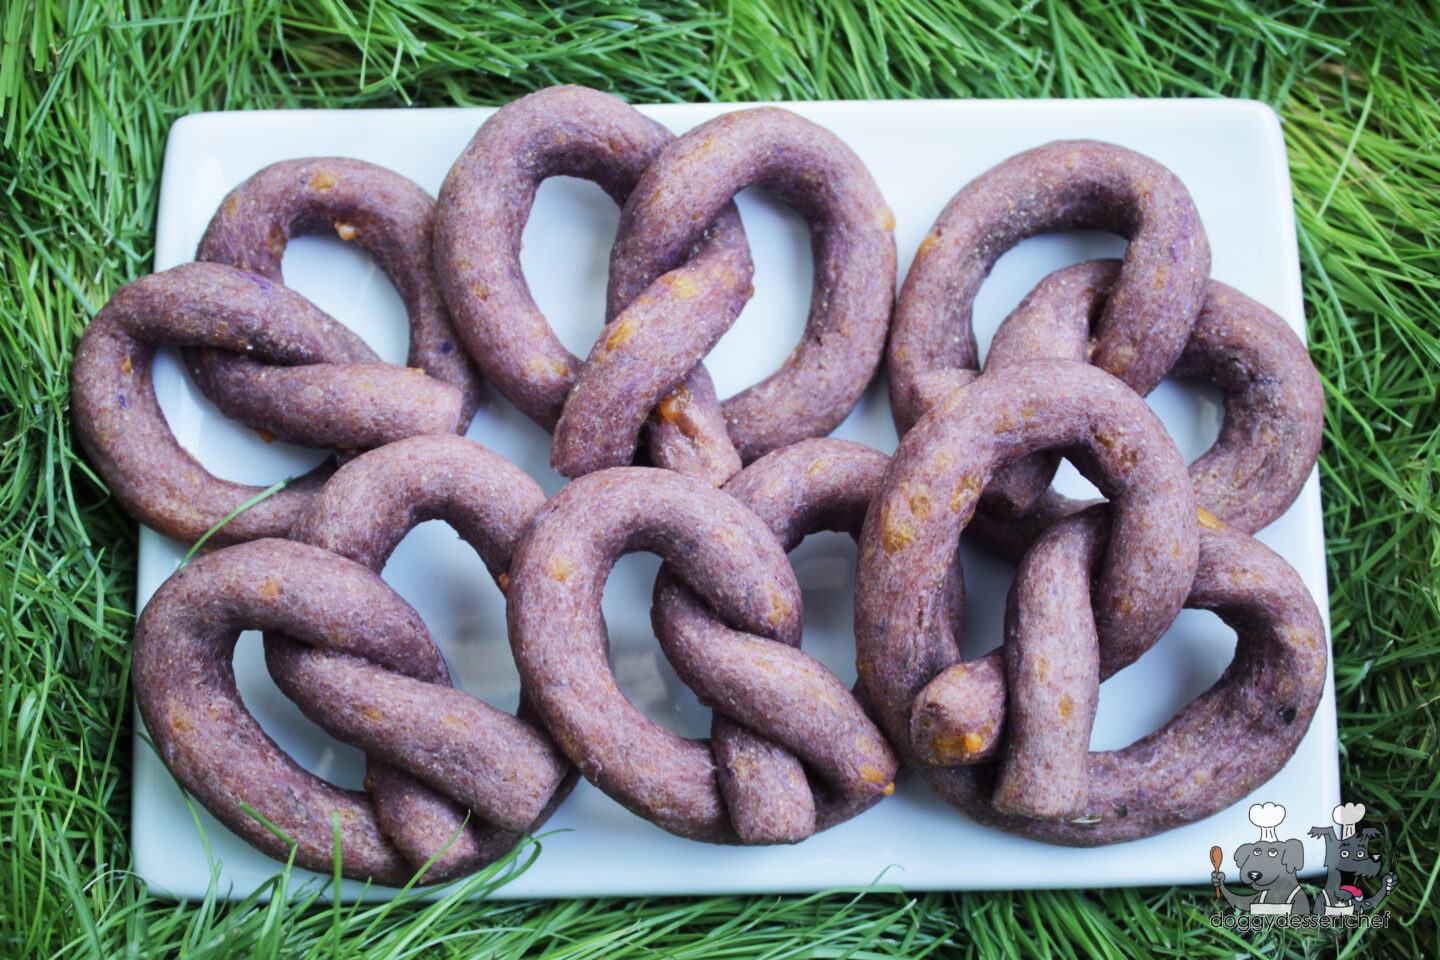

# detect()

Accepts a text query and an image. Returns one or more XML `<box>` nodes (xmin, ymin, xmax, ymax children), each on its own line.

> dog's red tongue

<box><xmin>1340</xmin><ymin>884</ymin><xmax>1364</xmax><ymax>899</ymax></box>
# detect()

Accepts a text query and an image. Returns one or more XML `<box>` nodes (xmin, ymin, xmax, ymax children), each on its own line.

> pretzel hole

<box><xmin>954</xmin><ymin>538</ymin><xmax>1016</xmax><ymax>663</ymax></box>
<box><xmin>1145</xmin><ymin>374</ymin><xmax>1225</xmax><ymax>464</ymax></box>
<box><xmin>789</xmin><ymin>530</ymin><xmax>860</xmax><ymax>687</ymax></box>
<box><xmin>231</xmin><ymin>629</ymin><xmax>368</xmax><ymax>789</ymax></box>
<box><xmin>704</xmin><ymin>188</ymin><xmax>813</xmax><ymax>401</ymax></box>
<box><xmin>381</xmin><ymin>519</ymin><xmax>521</xmax><ymax>715</ymax></box>
<box><xmin>971</xmin><ymin>230</ymin><xmax>1127</xmax><ymax>361</ymax></box>
<box><xmin>283</xmin><ymin>233</ymin><xmax>409</xmax><ymax>365</ymax></box>
<box><xmin>604</xmin><ymin>552</ymin><xmax>711</xmax><ymax>738</ymax></box>
<box><xmin>1088</xmin><ymin>608</ymin><xmax>1235</xmax><ymax>750</ymax></box>
<box><xmin>520</xmin><ymin>176</ymin><xmax>619</xmax><ymax>358</ymax></box>
<box><xmin>151</xmin><ymin>344</ymin><xmax>331</xmax><ymax>486</ymax></box>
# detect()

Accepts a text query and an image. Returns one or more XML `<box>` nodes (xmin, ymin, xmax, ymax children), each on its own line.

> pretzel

<box><xmin>508</xmin><ymin>467</ymin><xmax>896</xmax><ymax>842</ymax></box>
<box><xmin>888</xmin><ymin>139</ymin><xmax>1210</xmax><ymax>434</ymax></box>
<box><xmin>854</xmin><ymin>359</ymin><xmax>1198</xmax><ymax>777</ymax></box>
<box><xmin>652</xmin><ymin>439</ymin><xmax>900</xmax><ymax>842</ymax></box>
<box><xmin>936</xmin><ymin>516</ymin><xmax>1327</xmax><ymax>844</ymax></box>
<box><xmin>71</xmin><ymin>262</ymin><xmax>462</xmax><ymax>546</ymax></box>
<box><xmin>968</xmin><ymin>260</ymin><xmax>1324</xmax><ymax>559</ymax></box>
<box><xmin>132</xmin><ymin>536</ymin><xmax>569</xmax><ymax>883</ymax></box>
<box><xmin>433</xmin><ymin>85</ymin><xmax>751</xmax><ymax>486</ymax></box>
<box><xmin>280</xmin><ymin>434</ymin><xmax>574</xmax><ymax>880</ymax></box>
<box><xmin>559</xmin><ymin>105</ymin><xmax>897</xmax><ymax>472</ymax></box>
<box><xmin>196</xmin><ymin>157</ymin><xmax>483</xmax><ymax>431</ymax></box>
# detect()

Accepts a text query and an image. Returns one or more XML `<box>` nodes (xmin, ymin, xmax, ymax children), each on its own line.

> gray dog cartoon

<box><xmin>1212</xmin><ymin>803</ymin><xmax>1310</xmax><ymax>915</ymax></box>
<box><xmin>1308</xmin><ymin>803</ymin><xmax>1398</xmax><ymax>916</ymax></box>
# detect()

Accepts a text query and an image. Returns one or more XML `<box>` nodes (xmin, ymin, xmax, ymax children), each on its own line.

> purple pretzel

<box><xmin>132</xmin><ymin>537</ymin><xmax>567</xmax><ymax>883</ymax></box>
<box><xmin>508</xmin><ymin>467</ymin><xmax>895</xmax><ymax>843</ymax></box>
<box><xmin>434</xmin><ymin>84</ymin><xmax>751</xmax><ymax>486</ymax></box>
<box><xmin>854</xmin><ymin>359</ymin><xmax>1198</xmax><ymax>776</ymax></box>
<box><xmin>71</xmin><ymin>262</ymin><xmax>461</xmax><ymax>545</ymax></box>
<box><xmin>280</xmin><ymin>435</ymin><xmax>574</xmax><ymax>881</ymax></box>
<box><xmin>558</xmin><ymin>106</ymin><xmax>897</xmax><ymax>471</ymax></box>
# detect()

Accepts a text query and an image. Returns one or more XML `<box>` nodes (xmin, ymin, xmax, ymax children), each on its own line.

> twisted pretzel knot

<box><xmin>554</xmin><ymin>105</ymin><xmax>898</xmax><ymax>475</ymax></box>
<box><xmin>434</xmin><ymin>85</ymin><xmax>751</xmax><ymax>486</ymax></box>
<box><xmin>435</xmin><ymin>87</ymin><xmax>896</xmax><ymax>485</ymax></box>
<box><xmin>132</xmin><ymin>535</ymin><xmax>565</xmax><ymax>884</ymax></box>
<box><xmin>651</xmin><ymin>438</ymin><xmax>900</xmax><ymax>843</ymax></box>
<box><xmin>934</xmin><ymin>516</ymin><xmax>1327</xmax><ymax>844</ymax></box>
<box><xmin>508</xmin><ymin>467</ymin><xmax>894</xmax><ymax>843</ymax></box>
<box><xmin>994</xmin><ymin>261</ymin><xmax>1323</xmax><ymax>528</ymax></box>
<box><xmin>958</xmin><ymin>260</ymin><xmax>1324</xmax><ymax>562</ymax></box>
<box><xmin>855</xmin><ymin>359</ymin><xmax>1199</xmax><ymax>773</ymax></box>
<box><xmin>195</xmin><ymin>157</ymin><xmax>484</xmax><ymax>432</ymax></box>
<box><xmin>71</xmin><ymin>262</ymin><xmax>462</xmax><ymax>545</ymax></box>
<box><xmin>279</xmin><ymin>434</ymin><xmax>573</xmax><ymax>881</ymax></box>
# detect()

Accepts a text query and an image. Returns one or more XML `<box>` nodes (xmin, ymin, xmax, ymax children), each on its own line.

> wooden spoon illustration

<box><xmin>1209</xmin><ymin>846</ymin><xmax>1223</xmax><ymax>897</ymax></box>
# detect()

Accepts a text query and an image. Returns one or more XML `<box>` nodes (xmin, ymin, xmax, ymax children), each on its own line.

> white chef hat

<box><xmin>1333</xmin><ymin>803</ymin><xmax>1366</xmax><ymax>840</ymax></box>
<box><xmin>1249</xmin><ymin>802</ymin><xmax>1286</xmax><ymax>842</ymax></box>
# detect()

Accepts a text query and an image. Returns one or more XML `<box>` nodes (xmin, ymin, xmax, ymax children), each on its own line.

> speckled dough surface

<box><xmin>282</xmin><ymin>435</ymin><xmax>573</xmax><ymax>881</ymax></box>
<box><xmin>433</xmin><ymin>85</ymin><xmax>751</xmax><ymax>485</ymax></box>
<box><xmin>936</xmin><ymin>521</ymin><xmax>1327</xmax><ymax>845</ymax></box>
<box><xmin>134</xmin><ymin>538</ymin><xmax>478</xmax><ymax>883</ymax></box>
<box><xmin>854</xmin><ymin>360</ymin><xmax>1198</xmax><ymax>780</ymax></box>
<box><xmin>973</xmin><ymin>259</ymin><xmax>1323</xmax><ymax>555</ymax></box>
<box><xmin>71</xmin><ymin>261</ymin><xmax>460</xmax><ymax>546</ymax></box>
<box><xmin>509</xmin><ymin>467</ymin><xmax>892</xmax><ymax>842</ymax></box>
<box><xmin>889</xmin><ymin>139</ymin><xmax>1209</xmax><ymax>433</ymax></box>
<box><xmin>587</xmin><ymin>106</ymin><xmax>897</xmax><ymax>467</ymax></box>
<box><xmin>651</xmin><ymin>439</ymin><xmax>899</xmax><ymax>843</ymax></box>
<box><xmin>197</xmin><ymin>156</ymin><xmax>482</xmax><ymax>429</ymax></box>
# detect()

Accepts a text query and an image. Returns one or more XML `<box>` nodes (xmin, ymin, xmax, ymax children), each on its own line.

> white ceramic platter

<box><xmin>133</xmin><ymin>98</ymin><xmax>1338</xmax><ymax>899</ymax></box>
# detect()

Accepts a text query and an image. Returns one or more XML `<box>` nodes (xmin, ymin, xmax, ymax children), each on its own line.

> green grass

<box><xmin>2</xmin><ymin>1</ymin><xmax>1437</xmax><ymax>957</ymax></box>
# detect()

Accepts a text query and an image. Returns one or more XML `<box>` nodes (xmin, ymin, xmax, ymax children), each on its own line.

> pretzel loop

<box><xmin>434</xmin><ymin>85</ymin><xmax>751</xmax><ymax>486</ymax></box>
<box><xmin>509</xmin><ymin>467</ymin><xmax>895</xmax><ymax>843</ymax></box>
<box><xmin>889</xmin><ymin>139</ymin><xmax>1210</xmax><ymax>436</ymax></box>
<box><xmin>195</xmin><ymin>157</ymin><xmax>484</xmax><ymax>433</ymax></box>
<box><xmin>279</xmin><ymin>435</ymin><xmax>574</xmax><ymax>881</ymax></box>
<box><xmin>71</xmin><ymin>262</ymin><xmax>462</xmax><ymax>545</ymax></box>
<box><xmin>855</xmin><ymin>359</ymin><xmax>1199</xmax><ymax>773</ymax></box>
<box><xmin>132</xmin><ymin>537</ymin><xmax>566</xmax><ymax>883</ymax></box>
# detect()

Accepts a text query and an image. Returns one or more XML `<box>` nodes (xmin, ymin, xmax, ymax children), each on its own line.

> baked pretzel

<box><xmin>433</xmin><ymin>85</ymin><xmax>751</xmax><ymax>486</ymax></box>
<box><xmin>280</xmin><ymin>435</ymin><xmax>574</xmax><ymax>880</ymax></box>
<box><xmin>508</xmin><ymin>467</ymin><xmax>896</xmax><ymax>842</ymax></box>
<box><xmin>196</xmin><ymin>157</ymin><xmax>483</xmax><ymax>431</ymax></box>
<box><xmin>854</xmin><ymin>359</ymin><xmax>1198</xmax><ymax>774</ymax></box>
<box><xmin>132</xmin><ymin>537</ymin><xmax>568</xmax><ymax>883</ymax></box>
<box><xmin>556</xmin><ymin>105</ymin><xmax>897</xmax><ymax>473</ymax></box>
<box><xmin>889</xmin><ymin>139</ymin><xmax>1210</xmax><ymax>435</ymax></box>
<box><xmin>939</xmin><ymin>516</ymin><xmax>1327</xmax><ymax>844</ymax></box>
<box><xmin>71</xmin><ymin>262</ymin><xmax>461</xmax><ymax>545</ymax></box>
<box><xmin>652</xmin><ymin>439</ymin><xmax>900</xmax><ymax>842</ymax></box>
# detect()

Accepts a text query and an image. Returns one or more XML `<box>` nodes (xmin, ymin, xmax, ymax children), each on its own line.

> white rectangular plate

<box><xmin>135</xmin><ymin>98</ymin><xmax>1338</xmax><ymax>900</ymax></box>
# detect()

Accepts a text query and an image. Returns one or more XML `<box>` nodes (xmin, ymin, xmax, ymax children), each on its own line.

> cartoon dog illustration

<box><xmin>1308</xmin><ymin>803</ymin><xmax>1398</xmax><ymax>916</ymax></box>
<box><xmin>1212</xmin><ymin>803</ymin><xmax>1309</xmax><ymax>915</ymax></box>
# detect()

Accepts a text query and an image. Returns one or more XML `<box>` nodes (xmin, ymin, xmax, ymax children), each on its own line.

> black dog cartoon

<box><xmin>1212</xmin><ymin>803</ymin><xmax>1310</xmax><ymax>915</ymax></box>
<box><xmin>1309</xmin><ymin>803</ymin><xmax>1398</xmax><ymax>916</ymax></box>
